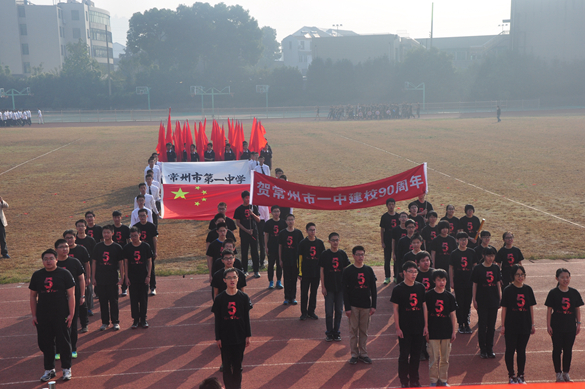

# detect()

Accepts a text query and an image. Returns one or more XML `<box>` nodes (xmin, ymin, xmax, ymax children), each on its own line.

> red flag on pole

<box><xmin>156</xmin><ymin>122</ymin><xmax>167</xmax><ymax>162</ymax></box>
<box><xmin>197</xmin><ymin>119</ymin><xmax>208</xmax><ymax>159</ymax></box>
<box><xmin>165</xmin><ymin>109</ymin><xmax>173</xmax><ymax>145</ymax></box>
<box><xmin>248</xmin><ymin>117</ymin><xmax>258</xmax><ymax>153</ymax></box>
<box><xmin>185</xmin><ymin>120</ymin><xmax>194</xmax><ymax>161</ymax></box>
<box><xmin>212</xmin><ymin>120</ymin><xmax>221</xmax><ymax>161</ymax></box>
<box><xmin>174</xmin><ymin>120</ymin><xmax>183</xmax><ymax>162</ymax></box>
<box><xmin>237</xmin><ymin>121</ymin><xmax>245</xmax><ymax>159</ymax></box>
<box><xmin>256</xmin><ymin>120</ymin><xmax>267</xmax><ymax>152</ymax></box>
<box><xmin>218</xmin><ymin>124</ymin><xmax>226</xmax><ymax>161</ymax></box>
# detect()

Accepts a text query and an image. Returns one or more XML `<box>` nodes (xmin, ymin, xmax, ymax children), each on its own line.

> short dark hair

<box><xmin>213</xmin><ymin>213</ymin><xmax>225</xmax><ymax>221</ymax></box>
<box><xmin>352</xmin><ymin>246</ymin><xmax>365</xmax><ymax>255</ymax></box>
<box><xmin>41</xmin><ymin>249</ymin><xmax>57</xmax><ymax>259</ymax></box>
<box><xmin>415</xmin><ymin>250</ymin><xmax>431</xmax><ymax>263</ymax></box>
<box><xmin>480</xmin><ymin>230</ymin><xmax>491</xmax><ymax>237</ymax></box>
<box><xmin>427</xmin><ymin>211</ymin><xmax>438</xmax><ymax>219</ymax></box>
<box><xmin>328</xmin><ymin>232</ymin><xmax>339</xmax><ymax>241</ymax></box>
<box><xmin>286</xmin><ymin>214</ymin><xmax>295</xmax><ymax>220</ymax></box>
<box><xmin>63</xmin><ymin>229</ymin><xmax>76</xmax><ymax>238</ymax></box>
<box><xmin>386</xmin><ymin>198</ymin><xmax>396</xmax><ymax>205</ymax></box>
<box><xmin>146</xmin><ymin>174</ymin><xmax>153</xmax><ymax>179</ymax></box>
<box><xmin>199</xmin><ymin>377</ymin><xmax>223</xmax><ymax>389</ymax></box>
<box><xmin>437</xmin><ymin>220</ymin><xmax>450</xmax><ymax>231</ymax></box>
<box><xmin>510</xmin><ymin>264</ymin><xmax>526</xmax><ymax>281</ymax></box>
<box><xmin>241</xmin><ymin>190</ymin><xmax>250</xmax><ymax>199</ymax></box>
<box><xmin>410</xmin><ymin>233</ymin><xmax>423</xmax><ymax>243</ymax></box>
<box><xmin>223</xmin><ymin>238</ymin><xmax>235</xmax><ymax>247</ymax></box>
<box><xmin>129</xmin><ymin>226</ymin><xmax>140</xmax><ymax>235</ymax></box>
<box><xmin>432</xmin><ymin>268</ymin><xmax>448</xmax><ymax>281</ymax></box>
<box><xmin>102</xmin><ymin>224</ymin><xmax>115</xmax><ymax>232</ymax></box>
<box><xmin>112</xmin><ymin>210</ymin><xmax>122</xmax><ymax>217</ymax></box>
<box><xmin>75</xmin><ymin>219</ymin><xmax>87</xmax><ymax>227</ymax></box>
<box><xmin>279</xmin><ymin>174</ymin><xmax>287</xmax><ymax>180</ymax></box>
<box><xmin>85</xmin><ymin>211</ymin><xmax>95</xmax><ymax>218</ymax></box>
<box><xmin>464</xmin><ymin>204</ymin><xmax>475</xmax><ymax>213</ymax></box>
<box><xmin>136</xmin><ymin>194</ymin><xmax>145</xmax><ymax>200</ymax></box>
<box><xmin>139</xmin><ymin>183</ymin><xmax>146</xmax><ymax>189</ymax></box>
<box><xmin>215</xmin><ymin>222</ymin><xmax>227</xmax><ymax>230</ymax></box>
<box><xmin>405</xmin><ymin>219</ymin><xmax>415</xmax><ymax>227</ymax></box>
<box><xmin>54</xmin><ymin>238</ymin><xmax>67</xmax><ymax>249</ymax></box>
<box><xmin>306</xmin><ymin>222</ymin><xmax>316</xmax><ymax>231</ymax></box>
<box><xmin>402</xmin><ymin>260</ymin><xmax>418</xmax><ymax>271</ymax></box>
<box><xmin>270</xmin><ymin>205</ymin><xmax>280</xmax><ymax>211</ymax></box>
<box><xmin>456</xmin><ymin>232</ymin><xmax>469</xmax><ymax>239</ymax></box>
<box><xmin>222</xmin><ymin>249</ymin><xmax>234</xmax><ymax>258</ymax></box>
<box><xmin>483</xmin><ymin>246</ymin><xmax>497</xmax><ymax>256</ymax></box>
<box><xmin>223</xmin><ymin>267</ymin><xmax>237</xmax><ymax>278</ymax></box>
<box><xmin>274</xmin><ymin>168</ymin><xmax>283</xmax><ymax>174</ymax></box>
<box><xmin>138</xmin><ymin>209</ymin><xmax>148</xmax><ymax>215</ymax></box>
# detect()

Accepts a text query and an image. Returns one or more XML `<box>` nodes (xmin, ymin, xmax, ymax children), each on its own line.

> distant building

<box><xmin>0</xmin><ymin>0</ymin><xmax>114</xmax><ymax>76</ymax></box>
<box><xmin>510</xmin><ymin>0</ymin><xmax>585</xmax><ymax>62</ymax></box>
<box><xmin>416</xmin><ymin>34</ymin><xmax>510</xmax><ymax>70</ymax></box>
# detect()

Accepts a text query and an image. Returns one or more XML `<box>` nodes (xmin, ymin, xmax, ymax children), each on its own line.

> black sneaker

<box><xmin>348</xmin><ymin>357</ymin><xmax>358</xmax><ymax>365</ymax></box>
<box><xmin>131</xmin><ymin>320</ymin><xmax>139</xmax><ymax>329</ymax></box>
<box><xmin>458</xmin><ymin>324</ymin><xmax>465</xmax><ymax>334</ymax></box>
<box><xmin>487</xmin><ymin>350</ymin><xmax>496</xmax><ymax>358</ymax></box>
<box><xmin>308</xmin><ymin>312</ymin><xmax>318</xmax><ymax>320</ymax></box>
<box><xmin>299</xmin><ymin>314</ymin><xmax>307</xmax><ymax>321</ymax></box>
<box><xmin>334</xmin><ymin>334</ymin><xmax>342</xmax><ymax>342</ymax></box>
<box><xmin>410</xmin><ymin>381</ymin><xmax>421</xmax><ymax>387</ymax></box>
<box><xmin>359</xmin><ymin>355</ymin><xmax>372</xmax><ymax>364</ymax></box>
<box><xmin>141</xmin><ymin>320</ymin><xmax>149</xmax><ymax>328</ymax></box>
<box><xmin>480</xmin><ymin>350</ymin><xmax>488</xmax><ymax>359</ymax></box>
<box><xmin>464</xmin><ymin>324</ymin><xmax>472</xmax><ymax>334</ymax></box>
<box><xmin>325</xmin><ymin>334</ymin><xmax>334</xmax><ymax>342</ymax></box>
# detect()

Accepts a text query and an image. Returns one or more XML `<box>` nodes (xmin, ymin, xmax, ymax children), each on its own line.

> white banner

<box><xmin>161</xmin><ymin>160</ymin><xmax>251</xmax><ymax>185</ymax></box>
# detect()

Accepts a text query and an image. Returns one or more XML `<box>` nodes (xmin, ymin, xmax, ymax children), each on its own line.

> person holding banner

<box><xmin>380</xmin><ymin>198</ymin><xmax>399</xmax><ymax>285</ymax></box>
<box><xmin>298</xmin><ymin>223</ymin><xmax>326</xmax><ymax>321</ymax></box>
<box><xmin>234</xmin><ymin>191</ymin><xmax>261</xmax><ymax>278</ymax></box>
<box><xmin>264</xmin><ymin>206</ymin><xmax>286</xmax><ymax>289</ymax></box>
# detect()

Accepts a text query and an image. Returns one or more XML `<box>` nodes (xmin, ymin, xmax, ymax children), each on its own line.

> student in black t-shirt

<box><xmin>30</xmin><ymin>249</ymin><xmax>76</xmax><ymax>382</ymax></box>
<box><xmin>298</xmin><ymin>223</ymin><xmax>326</xmax><ymax>321</ymax></box>
<box><xmin>425</xmin><ymin>269</ymin><xmax>457</xmax><ymax>387</ymax></box>
<box><xmin>208</xmin><ymin>203</ymin><xmax>238</xmax><ymax>231</ymax></box>
<box><xmin>430</xmin><ymin>221</ymin><xmax>457</xmax><ymax>288</ymax></box>
<box><xmin>206</xmin><ymin>223</ymin><xmax>230</xmax><ymax>282</ymax></box>
<box><xmin>91</xmin><ymin>225</ymin><xmax>124</xmax><ymax>331</ymax></box>
<box><xmin>415</xmin><ymin>250</ymin><xmax>435</xmax><ymax>361</ymax></box>
<box><xmin>390</xmin><ymin>261</ymin><xmax>428</xmax><ymax>387</ymax></box>
<box><xmin>233</xmin><ymin>190</ymin><xmax>261</xmax><ymax>278</ymax></box>
<box><xmin>211</xmin><ymin>268</ymin><xmax>252</xmax><ymax>389</ymax></box>
<box><xmin>496</xmin><ymin>231</ymin><xmax>524</xmax><ymax>290</ymax></box>
<box><xmin>264</xmin><ymin>205</ymin><xmax>287</xmax><ymax>289</ymax></box>
<box><xmin>279</xmin><ymin>214</ymin><xmax>304</xmax><ymax>305</ymax></box>
<box><xmin>206</xmin><ymin>215</ymin><xmax>237</xmax><ymax>249</ymax></box>
<box><xmin>458</xmin><ymin>204</ymin><xmax>480</xmax><ymax>248</ymax></box>
<box><xmin>342</xmin><ymin>246</ymin><xmax>377</xmax><ymax>365</ymax></box>
<box><xmin>420</xmin><ymin>211</ymin><xmax>439</xmax><ymax>252</ymax></box>
<box><xmin>189</xmin><ymin>144</ymin><xmax>200</xmax><ymax>162</ymax></box>
<box><xmin>408</xmin><ymin>203</ymin><xmax>426</xmax><ymax>233</ymax></box>
<box><xmin>112</xmin><ymin>210</ymin><xmax>130</xmax><ymax>296</ymax></box>
<box><xmin>391</xmin><ymin>212</ymin><xmax>409</xmax><ymax>283</ymax></box>
<box><xmin>472</xmin><ymin>246</ymin><xmax>501</xmax><ymax>359</ymax></box>
<box><xmin>440</xmin><ymin>204</ymin><xmax>459</xmax><ymax>237</ymax></box>
<box><xmin>134</xmin><ymin>209</ymin><xmax>159</xmax><ymax>295</ymax></box>
<box><xmin>85</xmin><ymin>211</ymin><xmax>103</xmax><ymax>243</ymax></box>
<box><xmin>449</xmin><ymin>232</ymin><xmax>478</xmax><ymax>334</ymax></box>
<box><xmin>224</xmin><ymin>143</ymin><xmax>235</xmax><ymax>161</ymax></box>
<box><xmin>123</xmin><ymin>227</ymin><xmax>152</xmax><ymax>329</ymax></box>
<box><xmin>55</xmin><ymin>239</ymin><xmax>85</xmax><ymax>359</ymax></box>
<box><xmin>400</xmin><ymin>233</ymin><xmax>424</xmax><ymax>284</ymax></box>
<box><xmin>500</xmin><ymin>264</ymin><xmax>536</xmax><ymax>384</ymax></box>
<box><xmin>166</xmin><ymin>142</ymin><xmax>177</xmax><ymax>162</ymax></box>
<box><xmin>474</xmin><ymin>230</ymin><xmax>496</xmax><ymax>264</ymax></box>
<box><xmin>74</xmin><ymin>219</ymin><xmax>96</xmax><ymax>317</ymax></box>
<box><xmin>212</xmin><ymin>250</ymin><xmax>247</xmax><ymax>299</ymax></box>
<box><xmin>211</xmin><ymin>240</ymin><xmax>244</xmax><ymax>277</ymax></box>
<box><xmin>395</xmin><ymin>220</ymin><xmax>416</xmax><ymax>283</ymax></box>
<box><xmin>204</xmin><ymin>142</ymin><xmax>215</xmax><ymax>161</ymax></box>
<box><xmin>320</xmin><ymin>232</ymin><xmax>350</xmax><ymax>342</ymax></box>
<box><xmin>410</xmin><ymin>193</ymin><xmax>433</xmax><ymax>221</ymax></box>
<box><xmin>63</xmin><ymin>230</ymin><xmax>90</xmax><ymax>331</ymax></box>
<box><xmin>380</xmin><ymin>198</ymin><xmax>399</xmax><ymax>285</ymax></box>
<box><xmin>545</xmin><ymin>268</ymin><xmax>584</xmax><ymax>383</ymax></box>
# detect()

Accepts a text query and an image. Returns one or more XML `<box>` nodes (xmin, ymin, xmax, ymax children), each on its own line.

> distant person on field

<box><xmin>38</xmin><ymin>109</ymin><xmax>44</xmax><ymax>124</ymax></box>
<box><xmin>0</xmin><ymin>196</ymin><xmax>9</xmax><ymax>258</ymax></box>
<box><xmin>497</xmin><ymin>106</ymin><xmax>501</xmax><ymax>122</ymax></box>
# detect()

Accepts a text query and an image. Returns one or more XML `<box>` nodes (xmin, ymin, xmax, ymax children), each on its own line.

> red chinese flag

<box><xmin>249</xmin><ymin>117</ymin><xmax>258</xmax><ymax>153</ymax></box>
<box><xmin>156</xmin><ymin>122</ymin><xmax>167</xmax><ymax>162</ymax></box>
<box><xmin>218</xmin><ymin>125</ymin><xmax>226</xmax><ymax>161</ymax></box>
<box><xmin>165</xmin><ymin>109</ymin><xmax>173</xmax><ymax>146</ymax></box>
<box><xmin>257</xmin><ymin>120</ymin><xmax>267</xmax><ymax>151</ymax></box>
<box><xmin>185</xmin><ymin>120</ymin><xmax>194</xmax><ymax>160</ymax></box>
<box><xmin>162</xmin><ymin>184</ymin><xmax>249</xmax><ymax>220</ymax></box>
<box><xmin>174</xmin><ymin>120</ymin><xmax>183</xmax><ymax>162</ymax></box>
<box><xmin>211</xmin><ymin>120</ymin><xmax>220</xmax><ymax>159</ymax></box>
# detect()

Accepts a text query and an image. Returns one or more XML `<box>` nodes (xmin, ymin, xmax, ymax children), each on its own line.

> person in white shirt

<box><xmin>131</xmin><ymin>195</ymin><xmax>153</xmax><ymax>226</ymax></box>
<box><xmin>248</xmin><ymin>152</ymin><xmax>259</xmax><ymax>171</ymax></box>
<box><xmin>144</xmin><ymin>157</ymin><xmax>161</xmax><ymax>183</ymax></box>
<box><xmin>37</xmin><ymin>109</ymin><xmax>44</xmax><ymax>124</ymax></box>
<box><xmin>145</xmin><ymin>175</ymin><xmax>161</xmax><ymax>217</ymax></box>
<box><xmin>134</xmin><ymin>183</ymin><xmax>159</xmax><ymax>225</ymax></box>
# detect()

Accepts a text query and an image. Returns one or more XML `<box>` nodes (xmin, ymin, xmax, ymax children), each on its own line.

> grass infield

<box><xmin>1</xmin><ymin>114</ymin><xmax>584</xmax><ymax>283</ymax></box>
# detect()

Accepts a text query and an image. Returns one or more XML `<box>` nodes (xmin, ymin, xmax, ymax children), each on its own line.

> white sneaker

<box><xmin>40</xmin><ymin>369</ymin><xmax>56</xmax><ymax>382</ymax></box>
<box><xmin>62</xmin><ymin>368</ymin><xmax>72</xmax><ymax>381</ymax></box>
<box><xmin>113</xmin><ymin>323</ymin><xmax>120</xmax><ymax>330</ymax></box>
<box><xmin>563</xmin><ymin>373</ymin><xmax>573</xmax><ymax>382</ymax></box>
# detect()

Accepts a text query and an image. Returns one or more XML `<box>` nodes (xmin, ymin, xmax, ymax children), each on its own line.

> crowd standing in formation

<box><xmin>0</xmin><ymin>110</ymin><xmax>33</xmax><ymax>126</ymax></box>
<box><xmin>26</xmin><ymin>139</ymin><xmax>583</xmax><ymax>389</ymax></box>
<box><xmin>326</xmin><ymin>103</ymin><xmax>420</xmax><ymax>121</ymax></box>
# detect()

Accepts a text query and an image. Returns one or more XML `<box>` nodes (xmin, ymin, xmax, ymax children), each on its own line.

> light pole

<box><xmin>332</xmin><ymin>24</ymin><xmax>342</xmax><ymax>36</ymax></box>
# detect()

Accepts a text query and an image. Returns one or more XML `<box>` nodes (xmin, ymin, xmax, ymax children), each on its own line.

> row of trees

<box><xmin>1</xmin><ymin>2</ymin><xmax>584</xmax><ymax>110</ymax></box>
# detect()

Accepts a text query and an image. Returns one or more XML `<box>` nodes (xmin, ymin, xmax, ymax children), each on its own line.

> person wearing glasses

<box><xmin>496</xmin><ymin>232</ymin><xmax>524</xmax><ymax>290</ymax></box>
<box><xmin>500</xmin><ymin>264</ymin><xmax>536</xmax><ymax>384</ymax></box>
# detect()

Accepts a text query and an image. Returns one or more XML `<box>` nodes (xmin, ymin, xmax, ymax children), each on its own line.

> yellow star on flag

<box><xmin>202</xmin><ymin>198</ymin><xmax>207</xmax><ymax>202</ymax></box>
<box><xmin>172</xmin><ymin>188</ymin><xmax>189</xmax><ymax>199</ymax></box>
<box><xmin>195</xmin><ymin>186</ymin><xmax>200</xmax><ymax>190</ymax></box>
<box><xmin>202</xmin><ymin>190</ymin><xmax>207</xmax><ymax>195</ymax></box>
<box><xmin>195</xmin><ymin>201</ymin><xmax>200</xmax><ymax>206</ymax></box>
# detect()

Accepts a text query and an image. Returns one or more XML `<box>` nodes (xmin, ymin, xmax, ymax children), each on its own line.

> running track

<box><xmin>1</xmin><ymin>260</ymin><xmax>584</xmax><ymax>388</ymax></box>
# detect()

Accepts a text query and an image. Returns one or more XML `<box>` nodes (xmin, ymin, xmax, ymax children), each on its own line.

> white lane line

<box><xmin>338</xmin><ymin>135</ymin><xmax>585</xmax><ymax>229</ymax></box>
<box><xmin>0</xmin><ymin>139</ymin><xmax>82</xmax><ymax>176</ymax></box>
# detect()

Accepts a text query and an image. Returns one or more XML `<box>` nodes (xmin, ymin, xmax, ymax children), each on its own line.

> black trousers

<box><xmin>477</xmin><ymin>307</ymin><xmax>498</xmax><ymax>352</ymax></box>
<box><xmin>37</xmin><ymin>316</ymin><xmax>72</xmax><ymax>370</ymax></box>
<box><xmin>0</xmin><ymin>223</ymin><xmax>7</xmax><ymax>255</ymax></box>
<box><xmin>282</xmin><ymin>265</ymin><xmax>298</xmax><ymax>301</ymax></box>
<box><xmin>383</xmin><ymin>245</ymin><xmax>392</xmax><ymax>278</ymax></box>
<box><xmin>78</xmin><ymin>293</ymin><xmax>88</xmax><ymax>328</ymax></box>
<box><xmin>150</xmin><ymin>258</ymin><xmax>156</xmax><ymax>290</ymax></box>
<box><xmin>257</xmin><ymin>220</ymin><xmax>266</xmax><ymax>264</ymax></box>
<box><xmin>95</xmin><ymin>284</ymin><xmax>119</xmax><ymax>325</ymax></box>
<box><xmin>221</xmin><ymin>342</ymin><xmax>246</xmax><ymax>389</ymax></box>
<box><xmin>552</xmin><ymin>330</ymin><xmax>576</xmax><ymax>373</ymax></box>
<box><xmin>398</xmin><ymin>333</ymin><xmax>424</xmax><ymax>385</ymax></box>
<box><xmin>129</xmin><ymin>281</ymin><xmax>149</xmax><ymax>321</ymax></box>
<box><xmin>504</xmin><ymin>332</ymin><xmax>530</xmax><ymax>377</ymax></box>
<box><xmin>454</xmin><ymin>287</ymin><xmax>472</xmax><ymax>325</ymax></box>
<box><xmin>57</xmin><ymin>301</ymin><xmax>79</xmax><ymax>353</ymax></box>
<box><xmin>300</xmin><ymin>276</ymin><xmax>320</xmax><ymax>315</ymax></box>
<box><xmin>267</xmin><ymin>251</ymin><xmax>282</xmax><ymax>282</ymax></box>
<box><xmin>240</xmin><ymin>233</ymin><xmax>259</xmax><ymax>273</ymax></box>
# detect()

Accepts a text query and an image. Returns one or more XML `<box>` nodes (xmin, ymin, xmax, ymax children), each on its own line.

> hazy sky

<box><xmin>36</xmin><ymin>0</ymin><xmax>512</xmax><ymax>45</ymax></box>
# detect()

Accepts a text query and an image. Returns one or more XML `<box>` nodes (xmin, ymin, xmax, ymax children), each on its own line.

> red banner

<box><xmin>251</xmin><ymin>164</ymin><xmax>427</xmax><ymax>210</ymax></box>
<box><xmin>161</xmin><ymin>184</ymin><xmax>248</xmax><ymax>220</ymax></box>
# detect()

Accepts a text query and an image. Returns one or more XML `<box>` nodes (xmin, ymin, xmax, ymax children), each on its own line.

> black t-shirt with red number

<box><xmin>449</xmin><ymin>248</ymin><xmax>478</xmax><ymax>289</ymax></box>
<box><xmin>29</xmin><ymin>267</ymin><xmax>75</xmax><ymax>318</ymax></box>
<box><xmin>545</xmin><ymin>287</ymin><xmax>584</xmax><ymax>333</ymax></box>
<box><xmin>416</xmin><ymin>267</ymin><xmax>436</xmax><ymax>291</ymax></box>
<box><xmin>390</xmin><ymin>281</ymin><xmax>426</xmax><ymax>335</ymax></box>
<box><xmin>474</xmin><ymin>244</ymin><xmax>497</xmax><ymax>264</ymax></box>
<box><xmin>440</xmin><ymin>216</ymin><xmax>459</xmax><ymax>237</ymax></box>
<box><xmin>298</xmin><ymin>238</ymin><xmax>326</xmax><ymax>279</ymax></box>
<box><xmin>206</xmin><ymin>239</ymin><xmax>226</xmax><ymax>261</ymax></box>
<box><xmin>409</xmin><ymin>215</ymin><xmax>426</xmax><ymax>233</ymax></box>
<box><xmin>426</xmin><ymin>289</ymin><xmax>457</xmax><ymax>339</ymax></box>
<box><xmin>319</xmin><ymin>249</ymin><xmax>350</xmax><ymax>293</ymax></box>
<box><xmin>421</xmin><ymin>224</ymin><xmax>439</xmax><ymax>251</ymax></box>
<box><xmin>342</xmin><ymin>264</ymin><xmax>377</xmax><ymax>310</ymax></box>
<box><xmin>212</xmin><ymin>290</ymin><xmax>252</xmax><ymax>345</ymax></box>
<box><xmin>233</xmin><ymin>204</ymin><xmax>259</xmax><ymax>237</ymax></box>
<box><xmin>92</xmin><ymin>242</ymin><xmax>123</xmax><ymax>285</ymax></box>
<box><xmin>206</xmin><ymin>230</ymin><xmax>236</xmax><ymax>244</ymax></box>
<box><xmin>212</xmin><ymin>268</ymin><xmax>247</xmax><ymax>295</ymax></box>
<box><xmin>411</xmin><ymin>200</ymin><xmax>434</xmax><ymax>216</ymax></box>
<box><xmin>212</xmin><ymin>258</ymin><xmax>244</xmax><ymax>276</ymax></box>
<box><xmin>264</xmin><ymin>218</ymin><xmax>287</xmax><ymax>253</ymax></box>
<box><xmin>430</xmin><ymin>235</ymin><xmax>458</xmax><ymax>271</ymax></box>
<box><xmin>208</xmin><ymin>217</ymin><xmax>237</xmax><ymax>231</ymax></box>
<box><xmin>380</xmin><ymin>213</ymin><xmax>400</xmax><ymax>244</ymax></box>
<box><xmin>57</xmin><ymin>257</ymin><xmax>84</xmax><ymax>297</ymax></box>
<box><xmin>471</xmin><ymin>264</ymin><xmax>501</xmax><ymax>308</ymax></box>
<box><xmin>86</xmin><ymin>225</ymin><xmax>103</xmax><ymax>242</ymax></box>
<box><xmin>458</xmin><ymin>216</ymin><xmax>481</xmax><ymax>241</ymax></box>
<box><xmin>501</xmin><ymin>284</ymin><xmax>536</xmax><ymax>334</ymax></box>
<box><xmin>123</xmin><ymin>242</ymin><xmax>152</xmax><ymax>282</ymax></box>
<box><xmin>75</xmin><ymin>235</ymin><xmax>96</xmax><ymax>256</ymax></box>
<box><xmin>113</xmin><ymin>224</ymin><xmax>130</xmax><ymax>246</ymax></box>
<box><xmin>278</xmin><ymin>228</ymin><xmax>304</xmax><ymax>267</ymax></box>
<box><xmin>69</xmin><ymin>245</ymin><xmax>90</xmax><ymax>265</ymax></box>
<box><xmin>396</xmin><ymin>236</ymin><xmax>413</xmax><ymax>266</ymax></box>
<box><xmin>496</xmin><ymin>246</ymin><xmax>524</xmax><ymax>283</ymax></box>
<box><xmin>133</xmin><ymin>222</ymin><xmax>158</xmax><ymax>252</ymax></box>
<box><xmin>392</xmin><ymin>226</ymin><xmax>407</xmax><ymax>251</ymax></box>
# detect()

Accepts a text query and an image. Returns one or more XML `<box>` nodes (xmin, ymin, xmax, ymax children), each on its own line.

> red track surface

<box><xmin>1</xmin><ymin>260</ymin><xmax>584</xmax><ymax>388</ymax></box>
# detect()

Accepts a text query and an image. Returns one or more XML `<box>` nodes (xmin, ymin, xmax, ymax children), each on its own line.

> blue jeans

<box><xmin>324</xmin><ymin>290</ymin><xmax>343</xmax><ymax>336</ymax></box>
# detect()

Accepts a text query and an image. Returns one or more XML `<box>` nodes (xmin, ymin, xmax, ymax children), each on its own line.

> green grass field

<box><xmin>1</xmin><ymin>114</ymin><xmax>585</xmax><ymax>283</ymax></box>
